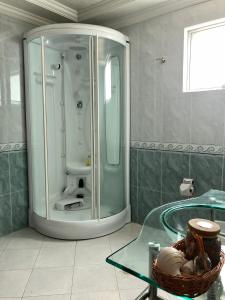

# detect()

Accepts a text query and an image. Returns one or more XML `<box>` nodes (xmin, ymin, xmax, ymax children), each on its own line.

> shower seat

<box><xmin>107</xmin><ymin>190</ymin><xmax>225</xmax><ymax>299</ymax></box>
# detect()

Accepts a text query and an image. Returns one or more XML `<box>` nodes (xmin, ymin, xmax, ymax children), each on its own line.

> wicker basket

<box><xmin>152</xmin><ymin>239</ymin><xmax>225</xmax><ymax>298</ymax></box>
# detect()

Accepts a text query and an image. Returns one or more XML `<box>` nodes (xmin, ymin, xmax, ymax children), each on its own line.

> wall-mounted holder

<box><xmin>180</xmin><ymin>178</ymin><xmax>194</xmax><ymax>197</ymax></box>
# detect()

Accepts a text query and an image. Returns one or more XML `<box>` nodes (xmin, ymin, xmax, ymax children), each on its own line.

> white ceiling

<box><xmin>78</xmin><ymin>0</ymin><xmax>169</xmax><ymax>23</ymax></box>
<box><xmin>55</xmin><ymin>0</ymin><xmax>104</xmax><ymax>11</ymax></box>
<box><xmin>0</xmin><ymin>0</ymin><xmax>210</xmax><ymax>28</ymax></box>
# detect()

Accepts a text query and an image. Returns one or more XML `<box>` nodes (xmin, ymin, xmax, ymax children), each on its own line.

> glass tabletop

<box><xmin>106</xmin><ymin>190</ymin><xmax>225</xmax><ymax>299</ymax></box>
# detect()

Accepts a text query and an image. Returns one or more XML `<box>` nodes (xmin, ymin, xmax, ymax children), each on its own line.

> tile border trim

<box><xmin>1</xmin><ymin>141</ymin><xmax>224</xmax><ymax>154</ymax></box>
<box><xmin>131</xmin><ymin>141</ymin><xmax>225</xmax><ymax>155</ymax></box>
<box><xmin>0</xmin><ymin>143</ymin><xmax>27</xmax><ymax>153</ymax></box>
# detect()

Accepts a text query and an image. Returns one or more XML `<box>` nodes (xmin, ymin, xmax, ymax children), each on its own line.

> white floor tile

<box><xmin>0</xmin><ymin>236</ymin><xmax>10</xmax><ymax>250</ymax></box>
<box><xmin>109</xmin><ymin>223</ymin><xmax>141</xmax><ymax>253</ymax></box>
<box><xmin>119</xmin><ymin>289</ymin><xmax>144</xmax><ymax>300</ymax></box>
<box><xmin>0</xmin><ymin>298</ymin><xmax>21</xmax><ymax>300</ymax></box>
<box><xmin>109</xmin><ymin>239</ymin><xmax>132</xmax><ymax>253</ymax></box>
<box><xmin>6</xmin><ymin>229</ymin><xmax>44</xmax><ymax>250</ymax></box>
<box><xmin>42</xmin><ymin>237</ymin><xmax>76</xmax><ymax>249</ymax></box>
<box><xmin>157</xmin><ymin>289</ymin><xmax>179</xmax><ymax>300</ymax></box>
<box><xmin>0</xmin><ymin>249</ymin><xmax>39</xmax><ymax>270</ymax></box>
<box><xmin>116</xmin><ymin>269</ymin><xmax>147</xmax><ymax>290</ymax></box>
<box><xmin>71</xmin><ymin>290</ymin><xmax>120</xmax><ymax>300</ymax></box>
<box><xmin>24</xmin><ymin>267</ymin><xmax>73</xmax><ymax>297</ymax></box>
<box><xmin>23</xmin><ymin>294</ymin><xmax>71</xmax><ymax>300</ymax></box>
<box><xmin>110</xmin><ymin>224</ymin><xmax>141</xmax><ymax>241</ymax></box>
<box><xmin>75</xmin><ymin>243</ymin><xmax>111</xmax><ymax>266</ymax></box>
<box><xmin>76</xmin><ymin>236</ymin><xmax>110</xmax><ymax>248</ymax></box>
<box><xmin>72</xmin><ymin>264</ymin><xmax>117</xmax><ymax>293</ymax></box>
<box><xmin>0</xmin><ymin>224</ymin><xmax>144</xmax><ymax>300</ymax></box>
<box><xmin>0</xmin><ymin>269</ymin><xmax>31</xmax><ymax>297</ymax></box>
<box><xmin>35</xmin><ymin>247</ymin><xmax>75</xmax><ymax>268</ymax></box>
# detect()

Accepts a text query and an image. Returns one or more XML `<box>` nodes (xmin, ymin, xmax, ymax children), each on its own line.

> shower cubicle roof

<box><xmin>24</xmin><ymin>23</ymin><xmax>129</xmax><ymax>46</ymax></box>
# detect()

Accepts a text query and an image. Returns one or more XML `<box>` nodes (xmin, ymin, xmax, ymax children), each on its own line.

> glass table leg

<box><xmin>207</xmin><ymin>276</ymin><xmax>223</xmax><ymax>300</ymax></box>
<box><xmin>135</xmin><ymin>286</ymin><xmax>149</xmax><ymax>300</ymax></box>
<box><xmin>134</xmin><ymin>242</ymin><xmax>162</xmax><ymax>300</ymax></box>
<box><xmin>135</xmin><ymin>285</ymin><xmax>161</xmax><ymax>300</ymax></box>
<box><xmin>149</xmin><ymin>284</ymin><xmax>158</xmax><ymax>299</ymax></box>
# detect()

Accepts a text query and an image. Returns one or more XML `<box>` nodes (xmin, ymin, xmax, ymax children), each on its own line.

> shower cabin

<box><xmin>24</xmin><ymin>24</ymin><xmax>130</xmax><ymax>239</ymax></box>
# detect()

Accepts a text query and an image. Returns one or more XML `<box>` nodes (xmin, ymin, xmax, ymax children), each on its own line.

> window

<box><xmin>183</xmin><ymin>18</ymin><xmax>225</xmax><ymax>92</ymax></box>
<box><xmin>10</xmin><ymin>73</ymin><xmax>21</xmax><ymax>104</ymax></box>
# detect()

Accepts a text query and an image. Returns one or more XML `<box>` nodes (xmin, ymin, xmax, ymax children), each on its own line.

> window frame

<box><xmin>183</xmin><ymin>17</ymin><xmax>225</xmax><ymax>93</ymax></box>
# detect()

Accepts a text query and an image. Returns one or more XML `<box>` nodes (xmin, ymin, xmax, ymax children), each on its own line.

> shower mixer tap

<box><xmin>51</xmin><ymin>64</ymin><xmax>61</xmax><ymax>70</ymax></box>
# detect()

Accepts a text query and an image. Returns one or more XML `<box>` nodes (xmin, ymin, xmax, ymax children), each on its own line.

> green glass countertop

<box><xmin>106</xmin><ymin>190</ymin><xmax>225</xmax><ymax>299</ymax></box>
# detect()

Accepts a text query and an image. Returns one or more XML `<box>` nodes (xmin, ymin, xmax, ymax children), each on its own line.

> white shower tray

<box><xmin>66</xmin><ymin>163</ymin><xmax>91</xmax><ymax>175</ymax></box>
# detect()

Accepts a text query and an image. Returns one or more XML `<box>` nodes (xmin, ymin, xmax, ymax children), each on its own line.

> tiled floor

<box><xmin>0</xmin><ymin>223</ymin><xmax>147</xmax><ymax>300</ymax></box>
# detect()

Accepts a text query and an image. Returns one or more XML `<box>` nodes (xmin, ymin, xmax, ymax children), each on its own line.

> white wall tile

<box><xmin>0</xmin><ymin>14</ymin><xmax>34</xmax><ymax>144</ymax></box>
<box><xmin>162</xmin><ymin>94</ymin><xmax>191</xmax><ymax>144</ymax></box>
<box><xmin>120</xmin><ymin>0</ymin><xmax>225</xmax><ymax>146</ymax></box>
<box><xmin>190</xmin><ymin>91</ymin><xmax>225</xmax><ymax>146</ymax></box>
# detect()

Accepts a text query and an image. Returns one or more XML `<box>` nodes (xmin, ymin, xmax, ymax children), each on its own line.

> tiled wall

<box><xmin>120</xmin><ymin>0</ymin><xmax>225</xmax><ymax>147</ymax></box>
<box><xmin>1</xmin><ymin>1</ymin><xmax>225</xmax><ymax>234</ymax></box>
<box><xmin>130</xmin><ymin>148</ymin><xmax>225</xmax><ymax>224</ymax></box>
<box><xmin>121</xmin><ymin>0</ymin><xmax>225</xmax><ymax>224</ymax></box>
<box><xmin>0</xmin><ymin>150</ymin><xmax>28</xmax><ymax>235</ymax></box>
<box><xmin>0</xmin><ymin>14</ymin><xmax>34</xmax><ymax>236</ymax></box>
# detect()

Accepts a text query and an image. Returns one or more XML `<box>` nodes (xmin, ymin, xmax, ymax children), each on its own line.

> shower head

<box><xmin>69</xmin><ymin>46</ymin><xmax>87</xmax><ymax>60</ymax></box>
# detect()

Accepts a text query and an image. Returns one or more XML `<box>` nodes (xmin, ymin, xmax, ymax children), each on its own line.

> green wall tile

<box><xmin>0</xmin><ymin>153</ymin><xmax>10</xmax><ymax>196</ymax></box>
<box><xmin>9</xmin><ymin>151</ymin><xmax>28</xmax><ymax>193</ymax></box>
<box><xmin>0</xmin><ymin>194</ymin><xmax>12</xmax><ymax>236</ymax></box>
<box><xmin>138</xmin><ymin>187</ymin><xmax>161</xmax><ymax>224</ymax></box>
<box><xmin>130</xmin><ymin>148</ymin><xmax>137</xmax><ymax>187</ymax></box>
<box><xmin>190</xmin><ymin>153</ymin><xmax>223</xmax><ymax>196</ymax></box>
<box><xmin>133</xmin><ymin>148</ymin><xmax>224</xmax><ymax>226</ymax></box>
<box><xmin>11</xmin><ymin>191</ymin><xmax>28</xmax><ymax>231</ymax></box>
<box><xmin>138</xmin><ymin>149</ymin><xmax>161</xmax><ymax>192</ymax></box>
<box><xmin>162</xmin><ymin>151</ymin><xmax>189</xmax><ymax>195</ymax></box>
<box><xmin>0</xmin><ymin>150</ymin><xmax>29</xmax><ymax>236</ymax></box>
<box><xmin>130</xmin><ymin>186</ymin><xmax>138</xmax><ymax>223</ymax></box>
<box><xmin>161</xmin><ymin>192</ymin><xmax>186</xmax><ymax>205</ymax></box>
<box><xmin>222</xmin><ymin>157</ymin><xmax>225</xmax><ymax>191</ymax></box>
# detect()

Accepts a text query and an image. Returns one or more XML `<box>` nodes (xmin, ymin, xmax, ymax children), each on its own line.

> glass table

<box><xmin>106</xmin><ymin>190</ymin><xmax>225</xmax><ymax>299</ymax></box>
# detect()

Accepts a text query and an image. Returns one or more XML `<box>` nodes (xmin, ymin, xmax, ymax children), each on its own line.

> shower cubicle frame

<box><xmin>23</xmin><ymin>24</ymin><xmax>130</xmax><ymax>239</ymax></box>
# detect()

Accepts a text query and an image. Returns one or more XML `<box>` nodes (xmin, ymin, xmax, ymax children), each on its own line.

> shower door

<box><xmin>43</xmin><ymin>34</ymin><xmax>94</xmax><ymax>221</ymax></box>
<box><xmin>26</xmin><ymin>35</ymin><xmax>95</xmax><ymax>221</ymax></box>
<box><xmin>96</xmin><ymin>38</ymin><xmax>127</xmax><ymax>218</ymax></box>
<box><xmin>26</xmin><ymin>37</ymin><xmax>47</xmax><ymax>219</ymax></box>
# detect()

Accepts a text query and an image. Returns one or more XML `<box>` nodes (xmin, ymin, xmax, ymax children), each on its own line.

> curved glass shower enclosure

<box><xmin>24</xmin><ymin>24</ymin><xmax>130</xmax><ymax>239</ymax></box>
